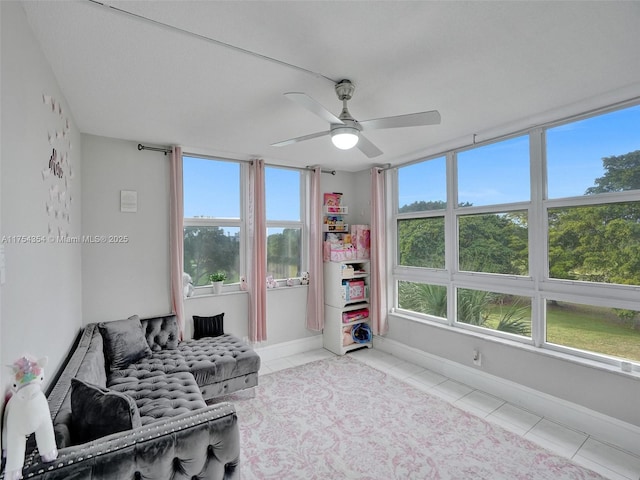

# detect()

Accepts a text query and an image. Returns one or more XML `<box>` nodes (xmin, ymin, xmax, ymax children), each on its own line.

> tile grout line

<box><xmin>572</xmin><ymin>434</ymin><xmax>591</xmax><ymax>461</ymax></box>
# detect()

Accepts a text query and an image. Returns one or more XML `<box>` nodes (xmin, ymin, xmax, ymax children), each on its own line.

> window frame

<box><xmin>182</xmin><ymin>157</ymin><xmax>310</xmax><ymax>293</ymax></box>
<box><xmin>182</xmin><ymin>155</ymin><xmax>246</xmax><ymax>294</ymax></box>
<box><xmin>391</xmin><ymin>100</ymin><xmax>640</xmax><ymax>371</ymax></box>
<box><xmin>265</xmin><ymin>165</ymin><xmax>307</xmax><ymax>281</ymax></box>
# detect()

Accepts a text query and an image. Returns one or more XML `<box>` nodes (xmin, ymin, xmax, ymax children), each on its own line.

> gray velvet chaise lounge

<box><xmin>0</xmin><ymin>313</ymin><xmax>260</xmax><ymax>480</ymax></box>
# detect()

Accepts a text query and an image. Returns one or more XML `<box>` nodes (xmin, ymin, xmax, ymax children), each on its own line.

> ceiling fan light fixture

<box><xmin>331</xmin><ymin>127</ymin><xmax>359</xmax><ymax>150</ymax></box>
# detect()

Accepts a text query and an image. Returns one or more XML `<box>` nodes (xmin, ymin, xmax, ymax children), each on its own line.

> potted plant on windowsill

<box><xmin>209</xmin><ymin>271</ymin><xmax>226</xmax><ymax>294</ymax></box>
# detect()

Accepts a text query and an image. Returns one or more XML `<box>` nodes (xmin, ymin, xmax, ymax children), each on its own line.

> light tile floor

<box><xmin>260</xmin><ymin>347</ymin><xmax>640</xmax><ymax>480</ymax></box>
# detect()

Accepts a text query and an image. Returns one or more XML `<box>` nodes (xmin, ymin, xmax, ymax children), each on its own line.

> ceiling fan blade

<box><xmin>271</xmin><ymin>130</ymin><xmax>330</xmax><ymax>147</ymax></box>
<box><xmin>356</xmin><ymin>133</ymin><xmax>383</xmax><ymax>158</ymax></box>
<box><xmin>284</xmin><ymin>92</ymin><xmax>344</xmax><ymax>125</ymax></box>
<box><xmin>359</xmin><ymin>110</ymin><xmax>441</xmax><ymax>130</ymax></box>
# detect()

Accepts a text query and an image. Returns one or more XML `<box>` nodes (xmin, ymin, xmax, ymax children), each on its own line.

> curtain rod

<box><xmin>140</xmin><ymin>143</ymin><xmax>336</xmax><ymax>174</ymax></box>
<box><xmin>307</xmin><ymin>167</ymin><xmax>336</xmax><ymax>175</ymax></box>
<box><xmin>138</xmin><ymin>143</ymin><xmax>171</xmax><ymax>155</ymax></box>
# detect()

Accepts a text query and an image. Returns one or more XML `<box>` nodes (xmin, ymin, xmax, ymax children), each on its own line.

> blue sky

<box><xmin>399</xmin><ymin>104</ymin><xmax>640</xmax><ymax>209</ymax></box>
<box><xmin>183</xmin><ymin>158</ymin><xmax>300</xmax><ymax>221</ymax></box>
<box><xmin>185</xmin><ymin>104</ymin><xmax>639</xmax><ymax>215</ymax></box>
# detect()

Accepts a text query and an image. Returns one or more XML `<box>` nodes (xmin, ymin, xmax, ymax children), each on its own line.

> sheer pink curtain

<box><xmin>248</xmin><ymin>159</ymin><xmax>267</xmax><ymax>342</ymax></box>
<box><xmin>306</xmin><ymin>167</ymin><xmax>324</xmax><ymax>331</ymax></box>
<box><xmin>370</xmin><ymin>167</ymin><xmax>389</xmax><ymax>335</ymax></box>
<box><xmin>169</xmin><ymin>146</ymin><xmax>185</xmax><ymax>338</ymax></box>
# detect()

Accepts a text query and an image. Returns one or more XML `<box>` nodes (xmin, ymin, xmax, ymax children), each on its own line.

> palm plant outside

<box><xmin>399</xmin><ymin>282</ymin><xmax>530</xmax><ymax>337</ymax></box>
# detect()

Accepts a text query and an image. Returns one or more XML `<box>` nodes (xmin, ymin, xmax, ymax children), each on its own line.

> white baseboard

<box><xmin>255</xmin><ymin>334</ymin><xmax>323</xmax><ymax>362</ymax></box>
<box><xmin>374</xmin><ymin>335</ymin><xmax>640</xmax><ymax>458</ymax></box>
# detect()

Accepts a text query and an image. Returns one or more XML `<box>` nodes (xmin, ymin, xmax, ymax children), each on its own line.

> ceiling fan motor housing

<box><xmin>335</xmin><ymin>79</ymin><xmax>355</xmax><ymax>101</ymax></box>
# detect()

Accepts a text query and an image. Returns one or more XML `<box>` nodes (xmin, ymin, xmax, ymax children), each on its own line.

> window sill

<box><xmin>186</xmin><ymin>289</ymin><xmax>247</xmax><ymax>300</ymax></box>
<box><xmin>389</xmin><ymin>310</ymin><xmax>640</xmax><ymax>380</ymax></box>
<box><xmin>185</xmin><ymin>284</ymin><xmax>308</xmax><ymax>301</ymax></box>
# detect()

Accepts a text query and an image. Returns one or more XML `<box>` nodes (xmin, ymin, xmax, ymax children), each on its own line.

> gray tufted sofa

<box><xmin>3</xmin><ymin>314</ymin><xmax>260</xmax><ymax>480</ymax></box>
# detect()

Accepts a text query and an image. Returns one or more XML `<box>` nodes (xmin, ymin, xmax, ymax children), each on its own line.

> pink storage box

<box><xmin>342</xmin><ymin>308</ymin><xmax>369</xmax><ymax>323</ymax></box>
<box><xmin>324</xmin><ymin>241</ymin><xmax>356</xmax><ymax>262</ymax></box>
<box><xmin>351</xmin><ymin>225</ymin><xmax>370</xmax><ymax>259</ymax></box>
<box><xmin>341</xmin><ymin>280</ymin><xmax>365</xmax><ymax>302</ymax></box>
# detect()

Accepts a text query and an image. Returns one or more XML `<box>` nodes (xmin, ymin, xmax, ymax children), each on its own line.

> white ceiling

<box><xmin>21</xmin><ymin>0</ymin><xmax>640</xmax><ymax>172</ymax></box>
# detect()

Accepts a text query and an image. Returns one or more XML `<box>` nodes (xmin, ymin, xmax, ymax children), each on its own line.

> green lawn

<box><xmin>546</xmin><ymin>303</ymin><xmax>640</xmax><ymax>362</ymax></box>
<box><xmin>483</xmin><ymin>302</ymin><xmax>640</xmax><ymax>362</ymax></box>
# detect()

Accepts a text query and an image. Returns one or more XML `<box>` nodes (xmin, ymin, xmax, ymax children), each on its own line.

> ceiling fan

<box><xmin>271</xmin><ymin>79</ymin><xmax>441</xmax><ymax>158</ymax></box>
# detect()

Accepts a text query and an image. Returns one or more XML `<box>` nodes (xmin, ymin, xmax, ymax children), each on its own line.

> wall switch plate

<box><xmin>473</xmin><ymin>349</ymin><xmax>482</xmax><ymax>366</ymax></box>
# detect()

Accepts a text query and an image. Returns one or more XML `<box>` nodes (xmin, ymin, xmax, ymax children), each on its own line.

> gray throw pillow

<box><xmin>98</xmin><ymin>315</ymin><xmax>152</xmax><ymax>370</ymax></box>
<box><xmin>70</xmin><ymin>377</ymin><xmax>141</xmax><ymax>444</ymax></box>
<box><xmin>193</xmin><ymin>313</ymin><xmax>224</xmax><ymax>339</ymax></box>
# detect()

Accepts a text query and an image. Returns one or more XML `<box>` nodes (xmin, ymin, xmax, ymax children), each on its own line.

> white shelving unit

<box><xmin>323</xmin><ymin>205</ymin><xmax>349</xmax><ymax>233</ymax></box>
<box><xmin>323</xmin><ymin>260</ymin><xmax>372</xmax><ymax>355</ymax></box>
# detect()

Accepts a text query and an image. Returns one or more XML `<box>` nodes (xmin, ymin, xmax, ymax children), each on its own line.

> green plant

<box><xmin>208</xmin><ymin>271</ymin><xmax>226</xmax><ymax>283</ymax></box>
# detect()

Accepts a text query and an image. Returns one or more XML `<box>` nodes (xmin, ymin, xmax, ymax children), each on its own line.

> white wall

<box><xmin>184</xmin><ymin>286</ymin><xmax>316</xmax><ymax>345</ymax></box>
<box><xmin>386</xmin><ymin>312</ymin><xmax>640</xmax><ymax>428</ymax></box>
<box><xmin>1</xmin><ymin>1</ymin><xmax>83</xmax><ymax>392</ymax></box>
<box><xmin>81</xmin><ymin>134</ymin><xmax>172</xmax><ymax>323</ymax></box>
<box><xmin>82</xmin><ymin>135</ymin><xmax>330</xmax><ymax>346</ymax></box>
<box><xmin>321</xmin><ymin>169</ymin><xmax>371</xmax><ymax>226</ymax></box>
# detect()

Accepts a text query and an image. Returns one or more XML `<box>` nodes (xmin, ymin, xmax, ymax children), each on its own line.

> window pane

<box><xmin>398</xmin><ymin>281</ymin><xmax>447</xmax><ymax>319</ymax></box>
<box><xmin>267</xmin><ymin>228</ymin><xmax>301</xmax><ymax>279</ymax></box>
<box><xmin>546</xmin><ymin>300</ymin><xmax>640</xmax><ymax>362</ymax></box>
<box><xmin>183</xmin><ymin>157</ymin><xmax>240</xmax><ymax>218</ymax></box>
<box><xmin>458</xmin><ymin>211</ymin><xmax>528</xmax><ymax>275</ymax></box>
<box><xmin>266</xmin><ymin>167</ymin><xmax>300</xmax><ymax>221</ymax></box>
<box><xmin>184</xmin><ymin>226</ymin><xmax>240</xmax><ymax>286</ymax></box>
<box><xmin>457</xmin><ymin>289</ymin><xmax>531</xmax><ymax>338</ymax></box>
<box><xmin>457</xmin><ymin>136</ymin><xmax>530</xmax><ymax>207</ymax></box>
<box><xmin>398</xmin><ymin>157</ymin><xmax>446</xmax><ymax>212</ymax></box>
<box><xmin>547</xmin><ymin>105</ymin><xmax>640</xmax><ymax>199</ymax></box>
<box><xmin>548</xmin><ymin>202</ymin><xmax>640</xmax><ymax>285</ymax></box>
<box><xmin>397</xmin><ymin>217</ymin><xmax>445</xmax><ymax>268</ymax></box>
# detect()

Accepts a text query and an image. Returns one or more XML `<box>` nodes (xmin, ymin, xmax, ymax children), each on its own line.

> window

<box><xmin>397</xmin><ymin>156</ymin><xmax>447</xmax><ymax>270</ymax></box>
<box><xmin>458</xmin><ymin>211</ymin><xmax>528</xmax><ymax>275</ymax></box>
<box><xmin>457</xmin><ymin>136</ymin><xmax>530</xmax><ymax>207</ymax></box>
<box><xmin>548</xmin><ymin>202</ymin><xmax>640</xmax><ymax>285</ymax></box>
<box><xmin>397</xmin><ymin>281</ymin><xmax>447</xmax><ymax>320</ymax></box>
<box><xmin>183</xmin><ymin>156</ymin><xmax>242</xmax><ymax>287</ymax></box>
<box><xmin>456</xmin><ymin>289</ymin><xmax>531</xmax><ymax>339</ymax></box>
<box><xmin>392</xmin><ymin>102</ymin><xmax>640</xmax><ymax>368</ymax></box>
<box><xmin>265</xmin><ymin>166</ymin><xmax>304</xmax><ymax>280</ymax></box>
<box><xmin>546</xmin><ymin>300</ymin><xmax>640</xmax><ymax>362</ymax></box>
<box><xmin>398</xmin><ymin>157</ymin><xmax>446</xmax><ymax>212</ymax></box>
<box><xmin>546</xmin><ymin>105</ymin><xmax>640</xmax><ymax>199</ymax></box>
<box><xmin>397</xmin><ymin>217</ymin><xmax>445</xmax><ymax>268</ymax></box>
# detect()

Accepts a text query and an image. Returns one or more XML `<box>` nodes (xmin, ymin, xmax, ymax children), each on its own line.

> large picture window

<box><xmin>393</xmin><ymin>102</ymin><xmax>640</xmax><ymax>368</ymax></box>
<box><xmin>183</xmin><ymin>156</ymin><xmax>242</xmax><ymax>287</ymax></box>
<box><xmin>265</xmin><ymin>166</ymin><xmax>303</xmax><ymax>280</ymax></box>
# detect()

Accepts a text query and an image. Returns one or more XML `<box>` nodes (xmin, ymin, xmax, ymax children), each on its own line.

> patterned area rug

<box><xmin>226</xmin><ymin>355</ymin><xmax>604</xmax><ymax>479</ymax></box>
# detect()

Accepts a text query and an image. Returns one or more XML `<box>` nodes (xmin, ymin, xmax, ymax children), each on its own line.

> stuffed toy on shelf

<box><xmin>2</xmin><ymin>355</ymin><xmax>58</xmax><ymax>480</ymax></box>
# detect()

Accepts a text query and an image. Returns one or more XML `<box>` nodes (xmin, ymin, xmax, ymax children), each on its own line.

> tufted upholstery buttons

<box><xmin>140</xmin><ymin>315</ymin><xmax>179</xmax><ymax>351</ymax></box>
<box><xmin>105</xmin><ymin>333</ymin><xmax>259</xmax><ymax>425</ymax></box>
<box><xmin>178</xmin><ymin>335</ymin><xmax>261</xmax><ymax>386</ymax></box>
<box><xmin>109</xmin><ymin>371</ymin><xmax>206</xmax><ymax>425</ymax></box>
